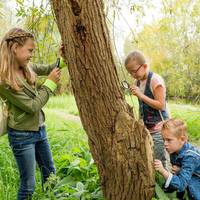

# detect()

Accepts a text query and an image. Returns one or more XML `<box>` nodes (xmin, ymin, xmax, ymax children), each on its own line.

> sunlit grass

<box><xmin>45</xmin><ymin>94</ymin><xmax>79</xmax><ymax>116</ymax></box>
<box><xmin>46</xmin><ymin>94</ymin><xmax>200</xmax><ymax>142</ymax></box>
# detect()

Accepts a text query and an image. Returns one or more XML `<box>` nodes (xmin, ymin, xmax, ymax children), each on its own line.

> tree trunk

<box><xmin>51</xmin><ymin>1</ymin><xmax>155</xmax><ymax>199</ymax></box>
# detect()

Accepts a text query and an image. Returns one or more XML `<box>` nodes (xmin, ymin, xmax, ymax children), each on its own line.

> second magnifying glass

<box><xmin>121</xmin><ymin>80</ymin><xmax>130</xmax><ymax>90</ymax></box>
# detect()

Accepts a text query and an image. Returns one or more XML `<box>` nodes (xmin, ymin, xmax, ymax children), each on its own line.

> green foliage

<box><xmin>155</xmin><ymin>183</ymin><xmax>169</xmax><ymax>200</ymax></box>
<box><xmin>0</xmin><ymin>2</ymin><xmax>14</xmax><ymax>36</ymax></box>
<box><xmin>15</xmin><ymin>0</ymin><xmax>59</xmax><ymax>63</ymax></box>
<box><xmin>0</xmin><ymin>95</ymin><xmax>199</xmax><ymax>199</ymax></box>
<box><xmin>0</xmin><ymin>138</ymin><xmax>18</xmax><ymax>200</ymax></box>
<box><xmin>154</xmin><ymin>173</ymin><xmax>178</xmax><ymax>200</ymax></box>
<box><xmin>31</xmin><ymin>108</ymin><xmax>103</xmax><ymax>200</ymax></box>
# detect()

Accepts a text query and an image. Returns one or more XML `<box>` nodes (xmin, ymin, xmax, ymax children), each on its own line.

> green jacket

<box><xmin>0</xmin><ymin>63</ymin><xmax>57</xmax><ymax>131</ymax></box>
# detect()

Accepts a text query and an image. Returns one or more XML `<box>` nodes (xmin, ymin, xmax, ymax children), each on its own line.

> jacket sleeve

<box><xmin>0</xmin><ymin>84</ymin><xmax>52</xmax><ymax>114</ymax></box>
<box><xmin>168</xmin><ymin>154</ymin><xmax>197</xmax><ymax>192</ymax></box>
<box><xmin>31</xmin><ymin>63</ymin><xmax>56</xmax><ymax>76</ymax></box>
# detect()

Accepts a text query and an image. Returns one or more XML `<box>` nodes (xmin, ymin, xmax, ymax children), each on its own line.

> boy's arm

<box><xmin>165</xmin><ymin>155</ymin><xmax>197</xmax><ymax>192</ymax></box>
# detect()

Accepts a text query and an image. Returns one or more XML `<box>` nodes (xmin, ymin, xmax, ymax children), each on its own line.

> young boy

<box><xmin>125</xmin><ymin>50</ymin><xmax>169</xmax><ymax>167</ymax></box>
<box><xmin>154</xmin><ymin>119</ymin><xmax>200</xmax><ymax>200</ymax></box>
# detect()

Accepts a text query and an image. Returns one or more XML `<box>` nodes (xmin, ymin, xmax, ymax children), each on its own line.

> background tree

<box><xmin>124</xmin><ymin>0</ymin><xmax>200</xmax><ymax>103</ymax></box>
<box><xmin>0</xmin><ymin>1</ymin><xmax>15</xmax><ymax>36</ymax></box>
<box><xmin>51</xmin><ymin>0</ymin><xmax>155</xmax><ymax>199</ymax></box>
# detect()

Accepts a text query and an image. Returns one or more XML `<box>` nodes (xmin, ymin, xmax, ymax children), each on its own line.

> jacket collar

<box><xmin>178</xmin><ymin>142</ymin><xmax>191</xmax><ymax>157</ymax></box>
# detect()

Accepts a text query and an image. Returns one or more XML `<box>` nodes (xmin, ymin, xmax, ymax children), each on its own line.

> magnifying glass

<box><xmin>56</xmin><ymin>57</ymin><xmax>60</xmax><ymax>68</ymax></box>
<box><xmin>121</xmin><ymin>80</ymin><xmax>130</xmax><ymax>90</ymax></box>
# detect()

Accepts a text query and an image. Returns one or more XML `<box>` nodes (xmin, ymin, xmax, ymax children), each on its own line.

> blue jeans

<box><xmin>8</xmin><ymin>126</ymin><xmax>56</xmax><ymax>200</ymax></box>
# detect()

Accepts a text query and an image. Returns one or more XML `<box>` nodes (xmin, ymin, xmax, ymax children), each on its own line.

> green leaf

<box><xmin>155</xmin><ymin>183</ymin><xmax>169</xmax><ymax>200</ymax></box>
<box><xmin>76</xmin><ymin>182</ymin><xmax>84</xmax><ymax>191</ymax></box>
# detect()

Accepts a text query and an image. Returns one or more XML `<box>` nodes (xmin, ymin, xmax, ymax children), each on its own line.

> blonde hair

<box><xmin>162</xmin><ymin>119</ymin><xmax>188</xmax><ymax>140</ymax></box>
<box><xmin>0</xmin><ymin>28</ymin><xmax>35</xmax><ymax>91</ymax></box>
<box><xmin>124</xmin><ymin>50</ymin><xmax>146</xmax><ymax>66</ymax></box>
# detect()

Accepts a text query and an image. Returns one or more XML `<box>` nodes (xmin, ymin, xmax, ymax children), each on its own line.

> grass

<box><xmin>0</xmin><ymin>138</ymin><xmax>18</xmax><ymax>200</ymax></box>
<box><xmin>0</xmin><ymin>94</ymin><xmax>199</xmax><ymax>199</ymax></box>
<box><xmin>169</xmin><ymin>102</ymin><xmax>200</xmax><ymax>142</ymax></box>
<box><xmin>46</xmin><ymin>94</ymin><xmax>79</xmax><ymax>116</ymax></box>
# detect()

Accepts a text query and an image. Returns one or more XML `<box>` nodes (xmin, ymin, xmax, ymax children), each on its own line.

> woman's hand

<box><xmin>48</xmin><ymin>68</ymin><xmax>61</xmax><ymax>84</ymax></box>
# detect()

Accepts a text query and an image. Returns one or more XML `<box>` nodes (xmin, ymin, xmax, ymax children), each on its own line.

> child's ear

<box><xmin>143</xmin><ymin>63</ymin><xmax>148</xmax><ymax>69</ymax></box>
<box><xmin>180</xmin><ymin>135</ymin><xmax>187</xmax><ymax>142</ymax></box>
<box><xmin>11</xmin><ymin>43</ymin><xmax>18</xmax><ymax>54</ymax></box>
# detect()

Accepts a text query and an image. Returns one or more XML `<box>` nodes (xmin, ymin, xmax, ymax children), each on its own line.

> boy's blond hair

<box><xmin>162</xmin><ymin>119</ymin><xmax>188</xmax><ymax>140</ymax></box>
<box><xmin>124</xmin><ymin>50</ymin><xmax>146</xmax><ymax>66</ymax></box>
<box><xmin>0</xmin><ymin>28</ymin><xmax>35</xmax><ymax>91</ymax></box>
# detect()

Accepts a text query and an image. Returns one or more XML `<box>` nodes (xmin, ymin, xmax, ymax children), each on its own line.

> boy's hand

<box><xmin>130</xmin><ymin>85</ymin><xmax>142</xmax><ymax>98</ymax></box>
<box><xmin>48</xmin><ymin>68</ymin><xmax>61</xmax><ymax>84</ymax></box>
<box><xmin>171</xmin><ymin>165</ymin><xmax>180</xmax><ymax>174</ymax></box>
<box><xmin>154</xmin><ymin>159</ymin><xmax>165</xmax><ymax>173</ymax></box>
<box><xmin>154</xmin><ymin>159</ymin><xmax>170</xmax><ymax>180</ymax></box>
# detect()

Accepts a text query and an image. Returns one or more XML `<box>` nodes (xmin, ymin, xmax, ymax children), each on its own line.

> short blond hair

<box><xmin>124</xmin><ymin>50</ymin><xmax>146</xmax><ymax>66</ymax></box>
<box><xmin>162</xmin><ymin>119</ymin><xmax>188</xmax><ymax>140</ymax></box>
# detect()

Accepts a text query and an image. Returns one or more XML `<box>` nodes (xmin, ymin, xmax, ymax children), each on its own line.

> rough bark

<box><xmin>51</xmin><ymin>1</ymin><xmax>155</xmax><ymax>199</ymax></box>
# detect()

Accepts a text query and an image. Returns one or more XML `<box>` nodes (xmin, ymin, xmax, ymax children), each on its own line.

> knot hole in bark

<box><xmin>70</xmin><ymin>0</ymin><xmax>81</xmax><ymax>16</ymax></box>
<box><xmin>75</xmin><ymin>20</ymin><xmax>87</xmax><ymax>42</ymax></box>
